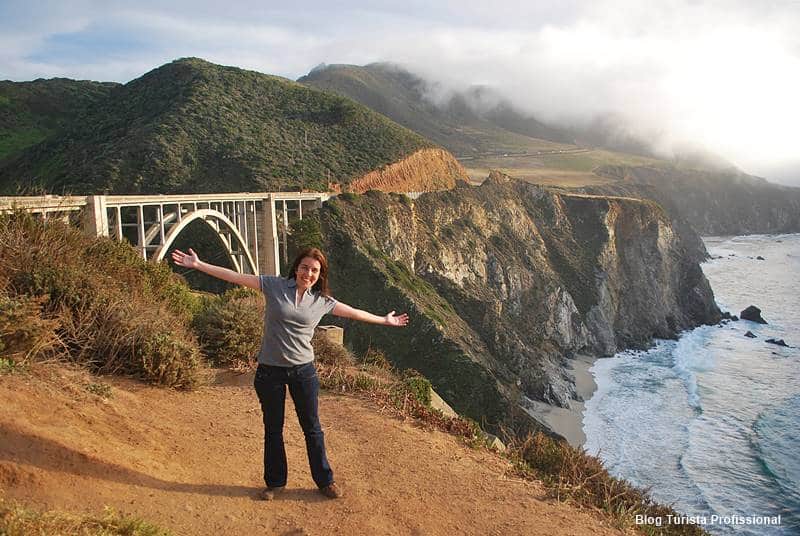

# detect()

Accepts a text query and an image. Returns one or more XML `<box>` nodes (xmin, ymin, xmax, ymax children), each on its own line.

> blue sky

<box><xmin>2</xmin><ymin>0</ymin><xmax>799</xmax><ymax>184</ymax></box>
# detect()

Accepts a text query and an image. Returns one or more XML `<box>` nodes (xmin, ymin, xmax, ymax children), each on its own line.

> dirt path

<box><xmin>0</xmin><ymin>365</ymin><xmax>624</xmax><ymax>535</ymax></box>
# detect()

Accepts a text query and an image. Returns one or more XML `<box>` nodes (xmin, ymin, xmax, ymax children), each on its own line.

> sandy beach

<box><xmin>525</xmin><ymin>354</ymin><xmax>598</xmax><ymax>448</ymax></box>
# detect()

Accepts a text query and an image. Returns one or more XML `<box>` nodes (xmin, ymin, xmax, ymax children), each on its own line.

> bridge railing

<box><xmin>1</xmin><ymin>192</ymin><xmax>332</xmax><ymax>276</ymax></box>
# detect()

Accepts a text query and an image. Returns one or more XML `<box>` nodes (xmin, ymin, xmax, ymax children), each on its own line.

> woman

<box><xmin>171</xmin><ymin>246</ymin><xmax>408</xmax><ymax>500</ymax></box>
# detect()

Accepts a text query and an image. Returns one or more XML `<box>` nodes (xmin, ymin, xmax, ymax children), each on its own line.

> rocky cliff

<box><xmin>310</xmin><ymin>174</ymin><xmax>720</xmax><ymax>434</ymax></box>
<box><xmin>347</xmin><ymin>148</ymin><xmax>466</xmax><ymax>193</ymax></box>
<box><xmin>586</xmin><ymin>165</ymin><xmax>800</xmax><ymax>236</ymax></box>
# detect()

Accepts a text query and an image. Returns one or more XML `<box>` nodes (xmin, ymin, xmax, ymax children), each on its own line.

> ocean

<box><xmin>583</xmin><ymin>233</ymin><xmax>800</xmax><ymax>535</ymax></box>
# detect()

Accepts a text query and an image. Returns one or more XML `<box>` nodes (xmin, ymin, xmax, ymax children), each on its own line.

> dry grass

<box><xmin>506</xmin><ymin>432</ymin><xmax>707</xmax><ymax>535</ymax></box>
<box><xmin>464</xmin><ymin>148</ymin><xmax>664</xmax><ymax>187</ymax></box>
<box><xmin>0</xmin><ymin>290</ymin><xmax>60</xmax><ymax>363</ymax></box>
<box><xmin>312</xmin><ymin>339</ymin><xmax>484</xmax><ymax>443</ymax></box>
<box><xmin>0</xmin><ymin>496</ymin><xmax>171</xmax><ymax>536</ymax></box>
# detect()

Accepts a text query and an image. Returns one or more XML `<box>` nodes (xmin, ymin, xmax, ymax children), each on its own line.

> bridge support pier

<box><xmin>260</xmin><ymin>194</ymin><xmax>281</xmax><ymax>276</ymax></box>
<box><xmin>83</xmin><ymin>195</ymin><xmax>109</xmax><ymax>238</ymax></box>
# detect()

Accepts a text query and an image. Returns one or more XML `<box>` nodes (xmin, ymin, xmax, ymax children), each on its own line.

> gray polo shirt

<box><xmin>256</xmin><ymin>275</ymin><xmax>338</xmax><ymax>366</ymax></box>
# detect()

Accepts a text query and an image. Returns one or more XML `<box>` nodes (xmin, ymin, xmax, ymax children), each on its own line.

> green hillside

<box><xmin>299</xmin><ymin>63</ymin><xmax>573</xmax><ymax>156</ymax></box>
<box><xmin>0</xmin><ymin>58</ymin><xmax>435</xmax><ymax>194</ymax></box>
<box><xmin>0</xmin><ymin>78</ymin><xmax>118</xmax><ymax>163</ymax></box>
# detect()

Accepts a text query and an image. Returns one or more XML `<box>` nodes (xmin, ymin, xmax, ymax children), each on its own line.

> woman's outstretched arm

<box><xmin>332</xmin><ymin>302</ymin><xmax>409</xmax><ymax>327</ymax></box>
<box><xmin>171</xmin><ymin>248</ymin><xmax>261</xmax><ymax>290</ymax></box>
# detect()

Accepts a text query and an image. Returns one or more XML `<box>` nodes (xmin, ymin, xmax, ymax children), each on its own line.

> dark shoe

<box><xmin>259</xmin><ymin>486</ymin><xmax>285</xmax><ymax>501</ymax></box>
<box><xmin>319</xmin><ymin>483</ymin><xmax>343</xmax><ymax>499</ymax></box>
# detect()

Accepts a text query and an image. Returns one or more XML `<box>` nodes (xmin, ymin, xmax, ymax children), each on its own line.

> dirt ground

<box><xmin>0</xmin><ymin>364</ymin><xmax>625</xmax><ymax>535</ymax></box>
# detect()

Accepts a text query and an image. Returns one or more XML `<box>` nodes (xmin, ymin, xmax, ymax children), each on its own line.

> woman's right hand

<box><xmin>171</xmin><ymin>248</ymin><xmax>200</xmax><ymax>269</ymax></box>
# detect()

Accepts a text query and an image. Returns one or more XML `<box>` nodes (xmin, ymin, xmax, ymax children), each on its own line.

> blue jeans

<box><xmin>253</xmin><ymin>362</ymin><xmax>334</xmax><ymax>489</ymax></box>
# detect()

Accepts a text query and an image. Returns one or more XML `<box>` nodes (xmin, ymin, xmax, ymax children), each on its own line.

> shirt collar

<box><xmin>287</xmin><ymin>278</ymin><xmax>312</xmax><ymax>296</ymax></box>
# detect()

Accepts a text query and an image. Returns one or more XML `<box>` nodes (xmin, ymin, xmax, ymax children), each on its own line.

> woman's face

<box><xmin>295</xmin><ymin>256</ymin><xmax>321</xmax><ymax>291</ymax></box>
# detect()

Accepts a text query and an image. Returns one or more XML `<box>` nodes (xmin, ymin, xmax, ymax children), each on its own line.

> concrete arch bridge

<box><xmin>0</xmin><ymin>192</ymin><xmax>331</xmax><ymax>276</ymax></box>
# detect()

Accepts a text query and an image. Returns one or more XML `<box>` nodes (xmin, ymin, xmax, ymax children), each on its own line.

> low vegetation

<box><xmin>507</xmin><ymin>433</ymin><xmax>705</xmax><ymax>535</ymax></box>
<box><xmin>311</xmin><ymin>336</ymin><xmax>483</xmax><ymax>441</ymax></box>
<box><xmin>0</xmin><ymin>497</ymin><xmax>171</xmax><ymax>536</ymax></box>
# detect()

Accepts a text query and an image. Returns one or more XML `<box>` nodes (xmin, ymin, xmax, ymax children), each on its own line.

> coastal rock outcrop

<box><xmin>315</xmin><ymin>176</ymin><xmax>720</xmax><ymax>434</ymax></box>
<box><xmin>741</xmin><ymin>305</ymin><xmax>768</xmax><ymax>324</ymax></box>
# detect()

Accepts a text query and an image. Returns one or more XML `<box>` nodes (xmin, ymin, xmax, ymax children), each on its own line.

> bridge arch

<box><xmin>153</xmin><ymin>209</ymin><xmax>258</xmax><ymax>274</ymax></box>
<box><xmin>3</xmin><ymin>192</ymin><xmax>332</xmax><ymax>277</ymax></box>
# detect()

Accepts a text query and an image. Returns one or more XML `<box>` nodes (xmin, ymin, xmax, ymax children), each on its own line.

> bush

<box><xmin>311</xmin><ymin>334</ymin><xmax>355</xmax><ymax>367</ymax></box>
<box><xmin>0</xmin><ymin>290</ymin><xmax>60</xmax><ymax>364</ymax></box>
<box><xmin>360</xmin><ymin>346</ymin><xmax>391</xmax><ymax>369</ymax></box>
<box><xmin>85</xmin><ymin>381</ymin><xmax>113</xmax><ymax>398</ymax></box>
<box><xmin>85</xmin><ymin>239</ymin><xmax>203</xmax><ymax>321</ymax></box>
<box><xmin>0</xmin><ymin>211</ymin><xmax>204</xmax><ymax>387</ymax></box>
<box><xmin>507</xmin><ymin>432</ymin><xmax>705</xmax><ymax>535</ymax></box>
<box><xmin>400</xmin><ymin>368</ymin><xmax>432</xmax><ymax>407</ymax></box>
<box><xmin>192</xmin><ymin>287</ymin><xmax>263</xmax><ymax>369</ymax></box>
<box><xmin>0</xmin><ymin>357</ymin><xmax>18</xmax><ymax>374</ymax></box>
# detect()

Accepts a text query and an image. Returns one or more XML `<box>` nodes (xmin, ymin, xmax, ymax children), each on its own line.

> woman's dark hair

<box><xmin>287</xmin><ymin>247</ymin><xmax>331</xmax><ymax>297</ymax></box>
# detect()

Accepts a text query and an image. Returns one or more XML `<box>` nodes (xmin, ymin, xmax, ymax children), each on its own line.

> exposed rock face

<box><xmin>586</xmin><ymin>165</ymin><xmax>800</xmax><ymax>236</ymax></box>
<box><xmin>347</xmin><ymin>148</ymin><xmax>467</xmax><ymax>193</ymax></box>
<box><xmin>741</xmin><ymin>305</ymin><xmax>768</xmax><ymax>324</ymax></box>
<box><xmin>317</xmin><ymin>176</ymin><xmax>720</xmax><ymax>434</ymax></box>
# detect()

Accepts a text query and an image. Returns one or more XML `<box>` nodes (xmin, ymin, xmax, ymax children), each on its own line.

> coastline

<box><xmin>526</xmin><ymin>354</ymin><xmax>598</xmax><ymax>448</ymax></box>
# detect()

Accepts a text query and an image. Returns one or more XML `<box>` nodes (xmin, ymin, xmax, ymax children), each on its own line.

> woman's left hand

<box><xmin>384</xmin><ymin>311</ymin><xmax>409</xmax><ymax>327</ymax></box>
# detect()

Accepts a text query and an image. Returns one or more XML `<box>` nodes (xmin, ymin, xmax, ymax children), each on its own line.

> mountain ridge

<box><xmin>0</xmin><ymin>58</ymin><xmax>463</xmax><ymax>195</ymax></box>
<box><xmin>299</xmin><ymin>62</ymin><xmax>574</xmax><ymax>156</ymax></box>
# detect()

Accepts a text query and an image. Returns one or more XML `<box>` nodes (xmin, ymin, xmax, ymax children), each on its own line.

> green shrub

<box><xmin>86</xmin><ymin>239</ymin><xmax>203</xmax><ymax>321</ymax></box>
<box><xmin>138</xmin><ymin>328</ymin><xmax>202</xmax><ymax>388</ymax></box>
<box><xmin>288</xmin><ymin>216</ymin><xmax>323</xmax><ymax>255</ymax></box>
<box><xmin>85</xmin><ymin>382</ymin><xmax>113</xmax><ymax>398</ymax></box>
<box><xmin>192</xmin><ymin>287</ymin><xmax>263</xmax><ymax>369</ymax></box>
<box><xmin>0</xmin><ymin>211</ymin><xmax>205</xmax><ymax>387</ymax></box>
<box><xmin>338</xmin><ymin>192</ymin><xmax>359</xmax><ymax>202</ymax></box>
<box><xmin>353</xmin><ymin>372</ymin><xmax>380</xmax><ymax>391</ymax></box>
<box><xmin>0</xmin><ymin>357</ymin><xmax>18</xmax><ymax>374</ymax></box>
<box><xmin>400</xmin><ymin>368</ymin><xmax>432</xmax><ymax>407</ymax></box>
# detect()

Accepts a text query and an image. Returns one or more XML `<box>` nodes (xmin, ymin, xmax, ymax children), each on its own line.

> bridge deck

<box><xmin>0</xmin><ymin>192</ymin><xmax>330</xmax><ymax>212</ymax></box>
